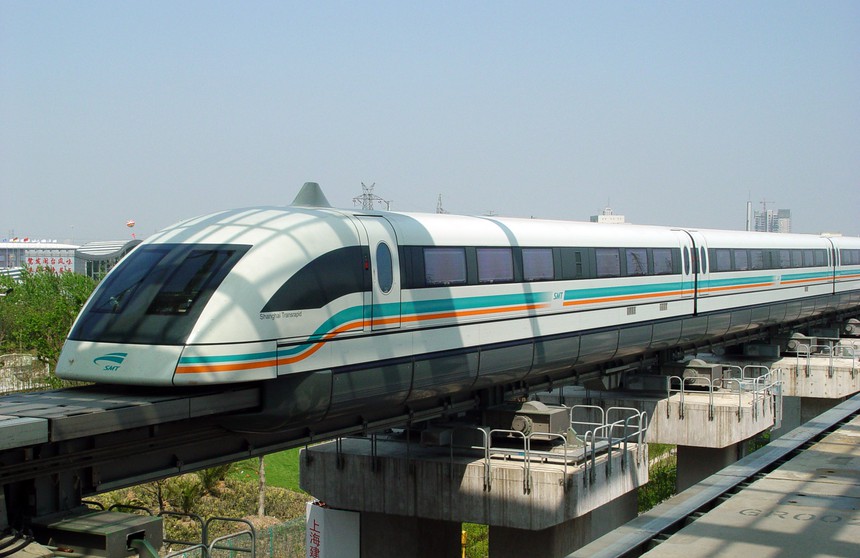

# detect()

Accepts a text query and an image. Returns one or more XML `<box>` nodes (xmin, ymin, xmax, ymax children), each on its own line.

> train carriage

<box><xmin>56</xmin><ymin>183</ymin><xmax>860</xmax><ymax>427</ymax></box>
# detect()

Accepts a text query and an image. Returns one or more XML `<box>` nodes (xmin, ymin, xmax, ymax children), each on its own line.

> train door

<box><xmin>680</xmin><ymin>230</ymin><xmax>710</xmax><ymax>314</ymax></box>
<box><xmin>357</xmin><ymin>215</ymin><xmax>401</xmax><ymax>330</ymax></box>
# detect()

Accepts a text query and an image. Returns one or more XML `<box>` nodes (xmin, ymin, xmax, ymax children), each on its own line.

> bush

<box><xmin>88</xmin><ymin>469</ymin><xmax>310</xmax><ymax>552</ymax></box>
<box><xmin>638</xmin><ymin>456</ymin><xmax>677</xmax><ymax>513</ymax></box>
<box><xmin>0</xmin><ymin>268</ymin><xmax>95</xmax><ymax>371</ymax></box>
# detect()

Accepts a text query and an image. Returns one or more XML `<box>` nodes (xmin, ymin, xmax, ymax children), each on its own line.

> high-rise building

<box><xmin>753</xmin><ymin>208</ymin><xmax>791</xmax><ymax>233</ymax></box>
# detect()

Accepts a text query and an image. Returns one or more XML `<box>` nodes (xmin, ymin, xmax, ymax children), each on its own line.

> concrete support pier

<box><xmin>675</xmin><ymin>444</ymin><xmax>744</xmax><ymax>492</ymax></box>
<box><xmin>300</xmin><ymin>431</ymin><xmax>647</xmax><ymax>558</ymax></box>
<box><xmin>488</xmin><ymin>492</ymin><xmax>637</xmax><ymax>557</ymax></box>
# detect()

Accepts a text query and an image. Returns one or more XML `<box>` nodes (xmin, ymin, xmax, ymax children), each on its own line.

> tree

<box><xmin>257</xmin><ymin>456</ymin><xmax>266</xmax><ymax>516</ymax></box>
<box><xmin>0</xmin><ymin>269</ymin><xmax>96</xmax><ymax>370</ymax></box>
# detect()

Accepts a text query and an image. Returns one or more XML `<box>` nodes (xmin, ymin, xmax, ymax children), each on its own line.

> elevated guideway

<box><xmin>0</xmin><ymin>383</ymin><xmax>476</xmax><ymax>532</ymax></box>
<box><xmin>1</xmin><ymin>317</ymin><xmax>858</xmax><ymax>556</ymax></box>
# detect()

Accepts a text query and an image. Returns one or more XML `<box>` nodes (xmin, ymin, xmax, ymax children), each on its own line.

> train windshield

<box><xmin>70</xmin><ymin>243</ymin><xmax>250</xmax><ymax>345</ymax></box>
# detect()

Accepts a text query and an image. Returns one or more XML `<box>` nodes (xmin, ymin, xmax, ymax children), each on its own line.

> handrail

<box><xmin>569</xmin><ymin>404</ymin><xmax>605</xmax><ymax>434</ymax></box>
<box><xmin>489</xmin><ymin>429</ymin><xmax>532</xmax><ymax>494</ymax></box>
<box><xmin>441</xmin><ymin>403</ymin><xmax>648</xmax><ymax>492</ymax></box>
<box><xmin>795</xmin><ymin>343</ymin><xmax>858</xmax><ymax>378</ymax></box>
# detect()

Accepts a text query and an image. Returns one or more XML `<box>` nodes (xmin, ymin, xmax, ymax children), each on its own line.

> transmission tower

<box><xmin>353</xmin><ymin>182</ymin><xmax>391</xmax><ymax>211</ymax></box>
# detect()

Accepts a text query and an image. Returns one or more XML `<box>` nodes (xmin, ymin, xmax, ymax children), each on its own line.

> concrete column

<box><xmin>800</xmin><ymin>397</ymin><xmax>843</xmax><ymax>424</ymax></box>
<box><xmin>676</xmin><ymin>444</ymin><xmax>739</xmax><ymax>492</ymax></box>
<box><xmin>771</xmin><ymin>395</ymin><xmax>801</xmax><ymax>439</ymax></box>
<box><xmin>488</xmin><ymin>492</ymin><xmax>638</xmax><ymax>558</ymax></box>
<box><xmin>360</xmin><ymin>512</ymin><xmax>462</xmax><ymax>558</ymax></box>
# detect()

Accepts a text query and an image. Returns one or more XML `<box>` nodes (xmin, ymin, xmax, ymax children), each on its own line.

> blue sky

<box><xmin>2</xmin><ymin>1</ymin><xmax>858</xmax><ymax>243</ymax></box>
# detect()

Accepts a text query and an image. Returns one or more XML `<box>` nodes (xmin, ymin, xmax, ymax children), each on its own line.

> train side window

<box><xmin>424</xmin><ymin>247</ymin><xmax>467</xmax><ymax>286</ymax></box>
<box><xmin>523</xmin><ymin>248</ymin><xmax>554</xmax><ymax>281</ymax></box>
<box><xmin>790</xmin><ymin>250</ymin><xmax>803</xmax><ymax>267</ymax></box>
<box><xmin>818</xmin><ymin>249</ymin><xmax>830</xmax><ymax>267</ymax></box>
<box><xmin>477</xmin><ymin>247</ymin><xmax>514</xmax><ymax>284</ymax></box>
<box><xmin>778</xmin><ymin>250</ymin><xmax>791</xmax><ymax>268</ymax></box>
<box><xmin>376</xmin><ymin>243</ymin><xmax>393</xmax><ymax>294</ymax></box>
<box><xmin>561</xmin><ymin>249</ymin><xmax>585</xmax><ymax>279</ymax></box>
<box><xmin>652</xmin><ymin>248</ymin><xmax>675</xmax><ymax>275</ymax></box>
<box><xmin>750</xmin><ymin>249</ymin><xmax>765</xmax><ymax>270</ymax></box>
<box><xmin>625</xmin><ymin>248</ymin><xmax>648</xmax><ymax>276</ymax></box>
<box><xmin>596</xmin><ymin>248</ymin><xmax>621</xmax><ymax>278</ymax></box>
<box><xmin>699</xmin><ymin>247</ymin><xmax>708</xmax><ymax>273</ymax></box>
<box><xmin>710</xmin><ymin>249</ymin><xmax>731</xmax><ymax>272</ymax></box>
<box><xmin>734</xmin><ymin>250</ymin><xmax>749</xmax><ymax>271</ymax></box>
<box><xmin>683</xmin><ymin>247</ymin><xmax>691</xmax><ymax>275</ymax></box>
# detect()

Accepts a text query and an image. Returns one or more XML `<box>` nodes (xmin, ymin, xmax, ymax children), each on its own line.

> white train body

<box><xmin>57</xmin><ymin>184</ymin><xmax>860</xmax><ymax>425</ymax></box>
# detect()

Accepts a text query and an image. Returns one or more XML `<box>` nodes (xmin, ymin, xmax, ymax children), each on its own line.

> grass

<box><xmin>231</xmin><ymin>448</ymin><xmax>305</xmax><ymax>493</ymax></box>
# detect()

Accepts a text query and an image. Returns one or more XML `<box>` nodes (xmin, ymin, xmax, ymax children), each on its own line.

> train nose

<box><xmin>56</xmin><ymin>341</ymin><xmax>183</xmax><ymax>385</ymax></box>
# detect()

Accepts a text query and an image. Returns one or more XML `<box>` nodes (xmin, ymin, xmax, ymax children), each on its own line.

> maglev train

<box><xmin>57</xmin><ymin>183</ymin><xmax>860</xmax><ymax>428</ymax></box>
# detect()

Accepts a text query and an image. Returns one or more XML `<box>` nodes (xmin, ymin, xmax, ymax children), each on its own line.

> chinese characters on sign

<box><xmin>25</xmin><ymin>250</ymin><xmax>75</xmax><ymax>274</ymax></box>
<box><xmin>306</xmin><ymin>501</ymin><xmax>359</xmax><ymax>558</ymax></box>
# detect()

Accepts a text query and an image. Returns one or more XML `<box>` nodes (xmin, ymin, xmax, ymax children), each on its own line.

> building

<box><xmin>590</xmin><ymin>207</ymin><xmax>626</xmax><ymax>224</ymax></box>
<box><xmin>0</xmin><ymin>239</ymin><xmax>78</xmax><ymax>274</ymax></box>
<box><xmin>753</xmin><ymin>208</ymin><xmax>791</xmax><ymax>233</ymax></box>
<box><xmin>0</xmin><ymin>238</ymin><xmax>140</xmax><ymax>282</ymax></box>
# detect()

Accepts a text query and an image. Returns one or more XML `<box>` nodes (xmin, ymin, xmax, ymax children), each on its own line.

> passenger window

<box><xmin>683</xmin><ymin>247</ymin><xmax>691</xmax><ymax>275</ymax></box>
<box><xmin>477</xmin><ymin>248</ymin><xmax>514</xmax><ymax>284</ymax></box>
<box><xmin>750</xmin><ymin>250</ymin><xmax>765</xmax><ymax>270</ymax></box>
<box><xmin>625</xmin><ymin>248</ymin><xmax>648</xmax><ymax>276</ymax></box>
<box><xmin>734</xmin><ymin>250</ymin><xmax>749</xmax><ymax>271</ymax></box>
<box><xmin>424</xmin><ymin>247</ymin><xmax>467</xmax><ymax>286</ymax></box>
<box><xmin>712</xmin><ymin>249</ymin><xmax>731</xmax><ymax>272</ymax></box>
<box><xmin>700</xmin><ymin>247</ymin><xmax>708</xmax><ymax>273</ymax></box>
<box><xmin>523</xmin><ymin>248</ymin><xmax>554</xmax><ymax>281</ymax></box>
<box><xmin>376</xmin><ymin>243</ymin><xmax>393</xmax><ymax>293</ymax></box>
<box><xmin>596</xmin><ymin>249</ymin><xmax>621</xmax><ymax>278</ymax></box>
<box><xmin>652</xmin><ymin>248</ymin><xmax>674</xmax><ymax>275</ymax></box>
<box><xmin>778</xmin><ymin>250</ymin><xmax>791</xmax><ymax>268</ymax></box>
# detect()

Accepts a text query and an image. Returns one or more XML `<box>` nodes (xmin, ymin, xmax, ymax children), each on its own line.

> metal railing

<box><xmin>665</xmin><ymin>366</ymin><xmax>782</xmax><ymax>423</ymax></box>
<box><xmin>439</xmin><ymin>404</ymin><xmax>648</xmax><ymax>494</ymax></box>
<box><xmin>581</xmin><ymin>407</ymin><xmax>648</xmax><ymax>485</ymax></box>
<box><xmin>795</xmin><ymin>343</ymin><xmax>858</xmax><ymax>378</ymax></box>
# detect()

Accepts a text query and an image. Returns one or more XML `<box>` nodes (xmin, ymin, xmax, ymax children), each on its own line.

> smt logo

<box><xmin>93</xmin><ymin>352</ymin><xmax>128</xmax><ymax>371</ymax></box>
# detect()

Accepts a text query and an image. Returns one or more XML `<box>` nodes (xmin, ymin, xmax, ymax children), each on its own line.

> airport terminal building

<box><xmin>0</xmin><ymin>238</ymin><xmax>140</xmax><ymax>281</ymax></box>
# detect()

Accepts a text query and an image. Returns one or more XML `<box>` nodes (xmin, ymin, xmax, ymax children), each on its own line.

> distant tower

<box><xmin>352</xmin><ymin>182</ymin><xmax>391</xmax><ymax>211</ymax></box>
<box><xmin>436</xmin><ymin>194</ymin><xmax>448</xmax><ymax>214</ymax></box>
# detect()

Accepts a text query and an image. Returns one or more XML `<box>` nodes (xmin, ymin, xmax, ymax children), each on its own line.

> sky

<box><xmin>1</xmin><ymin>1</ymin><xmax>858</xmax><ymax>244</ymax></box>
